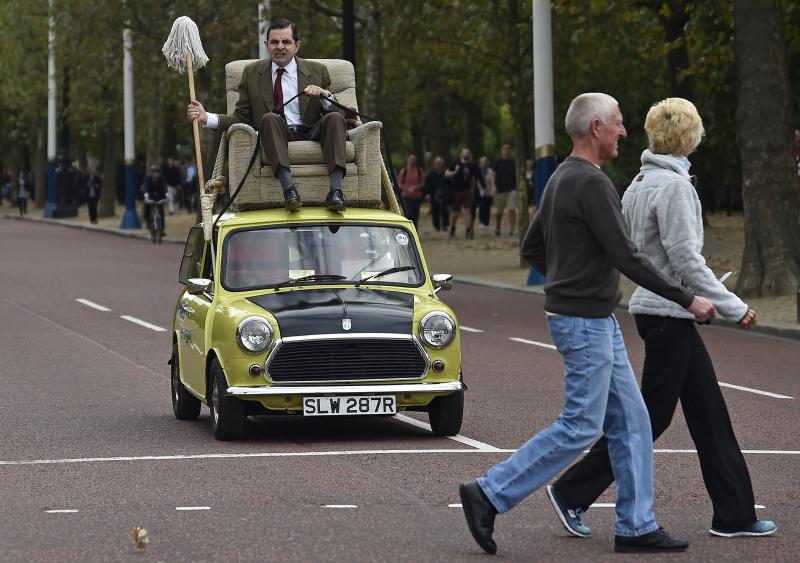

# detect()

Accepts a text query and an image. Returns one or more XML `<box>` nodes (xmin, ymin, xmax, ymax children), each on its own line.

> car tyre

<box><xmin>428</xmin><ymin>390</ymin><xmax>464</xmax><ymax>436</ymax></box>
<box><xmin>170</xmin><ymin>343</ymin><xmax>201</xmax><ymax>420</ymax></box>
<box><xmin>209</xmin><ymin>358</ymin><xmax>245</xmax><ymax>440</ymax></box>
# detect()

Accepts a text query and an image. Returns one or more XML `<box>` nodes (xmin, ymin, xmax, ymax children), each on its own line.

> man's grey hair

<box><xmin>564</xmin><ymin>93</ymin><xmax>619</xmax><ymax>139</ymax></box>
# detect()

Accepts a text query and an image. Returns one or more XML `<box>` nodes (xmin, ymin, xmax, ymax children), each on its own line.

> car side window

<box><xmin>178</xmin><ymin>227</ymin><xmax>206</xmax><ymax>284</ymax></box>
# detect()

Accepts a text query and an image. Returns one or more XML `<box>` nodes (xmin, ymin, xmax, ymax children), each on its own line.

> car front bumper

<box><xmin>226</xmin><ymin>381</ymin><xmax>463</xmax><ymax>397</ymax></box>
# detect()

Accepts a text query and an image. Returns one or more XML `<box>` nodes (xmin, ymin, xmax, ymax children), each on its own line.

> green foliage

<box><xmin>1</xmin><ymin>0</ymin><xmax>798</xmax><ymax>213</ymax></box>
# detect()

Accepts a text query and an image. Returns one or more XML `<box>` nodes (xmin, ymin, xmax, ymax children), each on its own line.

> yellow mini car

<box><xmin>170</xmin><ymin>206</ymin><xmax>464</xmax><ymax>440</ymax></box>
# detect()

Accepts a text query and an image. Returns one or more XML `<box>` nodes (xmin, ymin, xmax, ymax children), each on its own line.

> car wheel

<box><xmin>171</xmin><ymin>343</ymin><xmax>201</xmax><ymax>420</ymax></box>
<box><xmin>427</xmin><ymin>390</ymin><xmax>464</xmax><ymax>436</ymax></box>
<box><xmin>209</xmin><ymin>358</ymin><xmax>245</xmax><ymax>441</ymax></box>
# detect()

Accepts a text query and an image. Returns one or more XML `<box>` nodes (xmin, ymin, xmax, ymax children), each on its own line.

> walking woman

<box><xmin>398</xmin><ymin>154</ymin><xmax>425</xmax><ymax>227</ymax></box>
<box><xmin>546</xmin><ymin>98</ymin><xmax>776</xmax><ymax>539</ymax></box>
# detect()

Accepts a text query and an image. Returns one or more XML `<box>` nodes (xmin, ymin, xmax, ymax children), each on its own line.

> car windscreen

<box><xmin>222</xmin><ymin>224</ymin><xmax>424</xmax><ymax>291</ymax></box>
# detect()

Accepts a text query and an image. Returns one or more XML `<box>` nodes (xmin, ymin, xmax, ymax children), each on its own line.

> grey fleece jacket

<box><xmin>622</xmin><ymin>150</ymin><xmax>748</xmax><ymax>321</ymax></box>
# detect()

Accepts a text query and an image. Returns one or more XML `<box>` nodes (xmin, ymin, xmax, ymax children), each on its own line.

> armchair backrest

<box><xmin>225</xmin><ymin>58</ymin><xmax>358</xmax><ymax>115</ymax></box>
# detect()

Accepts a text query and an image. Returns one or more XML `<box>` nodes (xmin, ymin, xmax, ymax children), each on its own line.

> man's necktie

<box><xmin>273</xmin><ymin>67</ymin><xmax>285</xmax><ymax>114</ymax></box>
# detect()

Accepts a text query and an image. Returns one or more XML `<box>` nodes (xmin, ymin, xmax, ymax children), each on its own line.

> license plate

<box><xmin>302</xmin><ymin>395</ymin><xmax>396</xmax><ymax>416</ymax></box>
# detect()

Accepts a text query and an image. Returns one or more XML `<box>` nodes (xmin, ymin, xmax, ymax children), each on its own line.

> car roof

<box><xmin>213</xmin><ymin>207</ymin><xmax>413</xmax><ymax>229</ymax></box>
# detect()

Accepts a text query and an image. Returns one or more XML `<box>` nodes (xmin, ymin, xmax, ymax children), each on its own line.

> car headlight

<box><xmin>419</xmin><ymin>312</ymin><xmax>456</xmax><ymax>349</ymax></box>
<box><xmin>237</xmin><ymin>317</ymin><xmax>273</xmax><ymax>354</ymax></box>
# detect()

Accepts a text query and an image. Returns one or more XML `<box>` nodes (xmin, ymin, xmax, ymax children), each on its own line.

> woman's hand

<box><xmin>738</xmin><ymin>308</ymin><xmax>757</xmax><ymax>328</ymax></box>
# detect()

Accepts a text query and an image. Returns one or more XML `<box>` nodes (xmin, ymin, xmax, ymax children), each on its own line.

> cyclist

<box><xmin>142</xmin><ymin>164</ymin><xmax>168</xmax><ymax>237</ymax></box>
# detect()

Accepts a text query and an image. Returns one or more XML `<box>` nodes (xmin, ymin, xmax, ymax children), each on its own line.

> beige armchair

<box><xmin>223</xmin><ymin>58</ymin><xmax>384</xmax><ymax>209</ymax></box>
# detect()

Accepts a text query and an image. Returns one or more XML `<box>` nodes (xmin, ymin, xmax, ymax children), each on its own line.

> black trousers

<box><xmin>553</xmin><ymin>314</ymin><xmax>757</xmax><ymax>531</ymax></box>
<box><xmin>87</xmin><ymin>197</ymin><xmax>99</xmax><ymax>223</ymax></box>
<box><xmin>402</xmin><ymin>196</ymin><xmax>423</xmax><ymax>227</ymax></box>
<box><xmin>430</xmin><ymin>198</ymin><xmax>450</xmax><ymax>231</ymax></box>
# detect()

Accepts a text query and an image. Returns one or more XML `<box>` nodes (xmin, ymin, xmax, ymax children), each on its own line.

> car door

<box><xmin>176</xmin><ymin>228</ymin><xmax>212</xmax><ymax>397</ymax></box>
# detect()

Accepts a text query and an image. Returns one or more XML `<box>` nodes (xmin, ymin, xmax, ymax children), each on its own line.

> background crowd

<box><xmin>397</xmin><ymin>145</ymin><xmax>537</xmax><ymax>240</ymax></box>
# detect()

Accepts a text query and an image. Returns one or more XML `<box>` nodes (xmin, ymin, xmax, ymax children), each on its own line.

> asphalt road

<box><xmin>1</xmin><ymin>218</ymin><xmax>798</xmax><ymax>562</ymax></box>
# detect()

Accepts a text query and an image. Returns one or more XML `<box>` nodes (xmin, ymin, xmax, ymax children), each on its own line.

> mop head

<box><xmin>162</xmin><ymin>16</ymin><xmax>209</xmax><ymax>73</ymax></box>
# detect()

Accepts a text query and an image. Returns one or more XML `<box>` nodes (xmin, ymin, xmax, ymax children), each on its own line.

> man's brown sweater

<box><xmin>521</xmin><ymin>156</ymin><xmax>693</xmax><ymax>318</ymax></box>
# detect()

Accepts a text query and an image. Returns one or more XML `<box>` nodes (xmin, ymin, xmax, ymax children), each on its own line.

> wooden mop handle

<box><xmin>186</xmin><ymin>52</ymin><xmax>206</xmax><ymax>195</ymax></box>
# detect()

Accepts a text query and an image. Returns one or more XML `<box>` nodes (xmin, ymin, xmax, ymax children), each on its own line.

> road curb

<box><xmin>456</xmin><ymin>275</ymin><xmax>800</xmax><ymax>341</ymax></box>
<box><xmin>1</xmin><ymin>212</ymin><xmax>184</xmax><ymax>245</ymax></box>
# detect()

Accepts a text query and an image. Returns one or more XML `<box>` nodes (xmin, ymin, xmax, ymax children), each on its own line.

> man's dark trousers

<box><xmin>553</xmin><ymin>314</ymin><xmax>757</xmax><ymax>532</ymax></box>
<box><xmin>259</xmin><ymin>112</ymin><xmax>347</xmax><ymax>178</ymax></box>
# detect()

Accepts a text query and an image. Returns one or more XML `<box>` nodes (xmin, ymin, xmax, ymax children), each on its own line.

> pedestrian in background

<box><xmin>549</xmin><ymin>97</ymin><xmax>776</xmax><ymax>540</ymax></box>
<box><xmin>182</xmin><ymin>157</ymin><xmax>198</xmax><ymax>213</ymax></box>
<box><xmin>477</xmin><ymin>156</ymin><xmax>495</xmax><ymax>229</ymax></box>
<box><xmin>794</xmin><ymin>129</ymin><xmax>800</xmax><ymax>177</ymax></box>
<box><xmin>425</xmin><ymin>156</ymin><xmax>450</xmax><ymax>232</ymax></box>
<box><xmin>446</xmin><ymin>148</ymin><xmax>480</xmax><ymax>239</ymax></box>
<box><xmin>458</xmin><ymin>92</ymin><xmax>717</xmax><ymax>555</ymax></box>
<box><xmin>398</xmin><ymin>154</ymin><xmax>425</xmax><ymax>227</ymax></box>
<box><xmin>84</xmin><ymin>165</ymin><xmax>102</xmax><ymax>224</ymax></box>
<box><xmin>163</xmin><ymin>158</ymin><xmax>182</xmax><ymax>215</ymax></box>
<box><xmin>524</xmin><ymin>158</ymin><xmax>535</xmax><ymax>215</ymax></box>
<box><xmin>17</xmin><ymin>172</ymin><xmax>29</xmax><ymax>216</ymax></box>
<box><xmin>493</xmin><ymin>144</ymin><xmax>517</xmax><ymax>236</ymax></box>
<box><xmin>141</xmin><ymin>165</ymin><xmax>166</xmax><ymax>231</ymax></box>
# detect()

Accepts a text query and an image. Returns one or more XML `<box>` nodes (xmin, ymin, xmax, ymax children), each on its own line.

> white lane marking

<box><xmin>0</xmin><ymin>449</ymin><xmax>516</xmax><ymax>467</ymax></box>
<box><xmin>718</xmin><ymin>382</ymin><xmax>793</xmax><ymax>400</ymax></box>
<box><xmin>448</xmin><ymin>503</ymin><xmax>462</xmax><ymax>508</ymax></box>
<box><xmin>75</xmin><ymin>298</ymin><xmax>111</xmax><ymax>312</ymax></box>
<box><xmin>120</xmin><ymin>315</ymin><xmax>167</xmax><ymax>332</ymax></box>
<box><xmin>325</xmin><ymin>504</ymin><xmax>357</xmax><ymax>509</ymax></box>
<box><xmin>176</xmin><ymin>506</ymin><xmax>210</xmax><ymax>511</ymax></box>
<box><xmin>45</xmin><ymin>509</ymin><xmax>79</xmax><ymax>514</ymax></box>
<box><xmin>393</xmin><ymin>414</ymin><xmax>503</xmax><ymax>452</ymax></box>
<box><xmin>510</xmin><ymin>336</ymin><xmax>792</xmax><ymax>400</ymax></box>
<box><xmin>3</xmin><ymin>299</ymin><xmax>161</xmax><ymax>378</ymax></box>
<box><xmin>460</xmin><ymin>326</ymin><xmax>484</xmax><ymax>333</ymax></box>
<box><xmin>591</xmin><ymin>503</ymin><xmax>766</xmax><ymax>509</ymax></box>
<box><xmin>1</xmin><ymin>448</ymin><xmax>796</xmax><ymax>468</ymax></box>
<box><xmin>510</xmin><ymin>337</ymin><xmax>556</xmax><ymax>350</ymax></box>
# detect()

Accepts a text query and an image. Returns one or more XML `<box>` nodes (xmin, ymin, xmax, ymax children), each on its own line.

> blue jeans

<box><xmin>477</xmin><ymin>314</ymin><xmax>659</xmax><ymax>537</ymax></box>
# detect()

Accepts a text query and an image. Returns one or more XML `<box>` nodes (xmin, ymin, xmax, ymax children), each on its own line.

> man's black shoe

<box><xmin>459</xmin><ymin>481</ymin><xmax>498</xmax><ymax>555</ymax></box>
<box><xmin>614</xmin><ymin>527</ymin><xmax>689</xmax><ymax>553</ymax></box>
<box><xmin>325</xmin><ymin>189</ymin><xmax>346</xmax><ymax>212</ymax></box>
<box><xmin>284</xmin><ymin>187</ymin><xmax>301</xmax><ymax>212</ymax></box>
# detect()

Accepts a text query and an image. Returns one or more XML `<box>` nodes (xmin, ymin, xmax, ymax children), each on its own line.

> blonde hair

<box><xmin>645</xmin><ymin>98</ymin><xmax>704</xmax><ymax>155</ymax></box>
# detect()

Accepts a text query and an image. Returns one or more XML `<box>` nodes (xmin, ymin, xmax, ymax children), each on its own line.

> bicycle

<box><xmin>146</xmin><ymin>198</ymin><xmax>167</xmax><ymax>244</ymax></box>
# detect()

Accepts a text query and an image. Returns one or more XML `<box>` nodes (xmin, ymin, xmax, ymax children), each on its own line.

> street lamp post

<box><xmin>120</xmin><ymin>23</ymin><xmax>141</xmax><ymax>229</ymax></box>
<box><xmin>527</xmin><ymin>0</ymin><xmax>556</xmax><ymax>286</ymax></box>
<box><xmin>44</xmin><ymin>1</ymin><xmax>57</xmax><ymax>218</ymax></box>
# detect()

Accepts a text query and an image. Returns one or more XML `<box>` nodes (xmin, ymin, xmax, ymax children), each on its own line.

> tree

<box><xmin>733</xmin><ymin>0</ymin><xmax>800</xmax><ymax>296</ymax></box>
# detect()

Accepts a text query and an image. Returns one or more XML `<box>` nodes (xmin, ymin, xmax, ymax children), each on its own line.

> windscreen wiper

<box><xmin>274</xmin><ymin>274</ymin><xmax>346</xmax><ymax>290</ymax></box>
<box><xmin>354</xmin><ymin>266</ymin><xmax>416</xmax><ymax>288</ymax></box>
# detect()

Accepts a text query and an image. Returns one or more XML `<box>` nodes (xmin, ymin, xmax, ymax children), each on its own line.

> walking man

<box><xmin>458</xmin><ymin>93</ymin><xmax>716</xmax><ymax>555</ymax></box>
<box><xmin>492</xmin><ymin>144</ymin><xmax>517</xmax><ymax>236</ymax></box>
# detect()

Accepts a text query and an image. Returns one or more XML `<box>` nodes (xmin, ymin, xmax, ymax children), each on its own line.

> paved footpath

<box><xmin>0</xmin><ymin>217</ymin><xmax>798</xmax><ymax>562</ymax></box>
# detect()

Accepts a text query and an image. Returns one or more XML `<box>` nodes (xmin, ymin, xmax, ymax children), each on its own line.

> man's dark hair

<box><xmin>267</xmin><ymin>19</ymin><xmax>299</xmax><ymax>42</ymax></box>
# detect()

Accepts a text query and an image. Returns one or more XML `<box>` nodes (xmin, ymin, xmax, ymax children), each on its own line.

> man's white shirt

<box><xmin>204</xmin><ymin>57</ymin><xmax>331</xmax><ymax>129</ymax></box>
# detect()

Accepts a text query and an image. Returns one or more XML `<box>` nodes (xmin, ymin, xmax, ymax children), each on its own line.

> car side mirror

<box><xmin>432</xmin><ymin>273</ymin><xmax>453</xmax><ymax>293</ymax></box>
<box><xmin>187</xmin><ymin>277</ymin><xmax>213</xmax><ymax>295</ymax></box>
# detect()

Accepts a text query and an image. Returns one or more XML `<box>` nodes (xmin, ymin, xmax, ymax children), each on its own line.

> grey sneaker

<box><xmin>709</xmin><ymin>520</ymin><xmax>777</xmax><ymax>537</ymax></box>
<box><xmin>546</xmin><ymin>485</ymin><xmax>591</xmax><ymax>538</ymax></box>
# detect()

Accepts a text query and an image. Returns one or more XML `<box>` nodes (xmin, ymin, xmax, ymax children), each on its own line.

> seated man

<box><xmin>187</xmin><ymin>18</ymin><xmax>347</xmax><ymax>212</ymax></box>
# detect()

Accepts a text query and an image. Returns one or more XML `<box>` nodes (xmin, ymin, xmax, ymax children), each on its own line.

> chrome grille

<box><xmin>266</xmin><ymin>335</ymin><xmax>428</xmax><ymax>382</ymax></box>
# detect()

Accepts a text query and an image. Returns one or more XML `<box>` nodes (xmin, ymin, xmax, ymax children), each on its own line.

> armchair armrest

<box><xmin>347</xmin><ymin>121</ymin><xmax>383</xmax><ymax>201</ymax></box>
<box><xmin>227</xmin><ymin>123</ymin><xmax>258</xmax><ymax>189</ymax></box>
